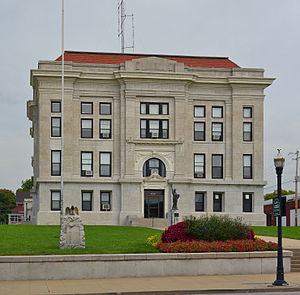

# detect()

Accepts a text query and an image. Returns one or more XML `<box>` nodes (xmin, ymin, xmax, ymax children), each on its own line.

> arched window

<box><xmin>143</xmin><ymin>158</ymin><xmax>166</xmax><ymax>177</ymax></box>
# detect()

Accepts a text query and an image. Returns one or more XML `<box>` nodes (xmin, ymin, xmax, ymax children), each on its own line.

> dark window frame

<box><xmin>51</xmin><ymin>117</ymin><xmax>61</xmax><ymax>137</ymax></box>
<box><xmin>81</xmin><ymin>118</ymin><xmax>93</xmax><ymax>138</ymax></box>
<box><xmin>81</xmin><ymin>102</ymin><xmax>93</xmax><ymax>114</ymax></box>
<box><xmin>194</xmin><ymin>122</ymin><xmax>205</xmax><ymax>141</ymax></box>
<box><xmin>243</xmin><ymin>154</ymin><xmax>252</xmax><ymax>179</ymax></box>
<box><xmin>213</xmin><ymin>192</ymin><xmax>223</xmax><ymax>212</ymax></box>
<box><xmin>212</xmin><ymin>106</ymin><xmax>223</xmax><ymax>118</ymax></box>
<box><xmin>51</xmin><ymin>150</ymin><xmax>61</xmax><ymax>176</ymax></box>
<box><xmin>194</xmin><ymin>106</ymin><xmax>206</xmax><ymax>118</ymax></box>
<box><xmin>81</xmin><ymin>151</ymin><xmax>93</xmax><ymax>177</ymax></box>
<box><xmin>99</xmin><ymin>102</ymin><xmax>112</xmax><ymax>115</ymax></box>
<box><xmin>212</xmin><ymin>154</ymin><xmax>223</xmax><ymax>179</ymax></box>
<box><xmin>194</xmin><ymin>154</ymin><xmax>205</xmax><ymax>178</ymax></box>
<box><xmin>140</xmin><ymin>119</ymin><xmax>169</xmax><ymax>139</ymax></box>
<box><xmin>243</xmin><ymin>193</ymin><xmax>253</xmax><ymax>212</ymax></box>
<box><xmin>243</xmin><ymin>122</ymin><xmax>252</xmax><ymax>141</ymax></box>
<box><xmin>140</xmin><ymin>102</ymin><xmax>169</xmax><ymax>115</ymax></box>
<box><xmin>99</xmin><ymin>152</ymin><xmax>112</xmax><ymax>177</ymax></box>
<box><xmin>143</xmin><ymin>158</ymin><xmax>166</xmax><ymax>177</ymax></box>
<box><xmin>51</xmin><ymin>101</ymin><xmax>61</xmax><ymax>113</ymax></box>
<box><xmin>99</xmin><ymin>119</ymin><xmax>112</xmax><ymax>139</ymax></box>
<box><xmin>51</xmin><ymin>190</ymin><xmax>61</xmax><ymax>211</ymax></box>
<box><xmin>195</xmin><ymin>192</ymin><xmax>205</xmax><ymax>212</ymax></box>
<box><xmin>100</xmin><ymin>191</ymin><xmax>111</xmax><ymax>211</ymax></box>
<box><xmin>82</xmin><ymin>191</ymin><xmax>93</xmax><ymax>211</ymax></box>
<box><xmin>243</xmin><ymin>107</ymin><xmax>253</xmax><ymax>118</ymax></box>
<box><xmin>212</xmin><ymin>122</ymin><xmax>223</xmax><ymax>141</ymax></box>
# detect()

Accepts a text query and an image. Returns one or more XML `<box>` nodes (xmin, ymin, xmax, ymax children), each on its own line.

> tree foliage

<box><xmin>0</xmin><ymin>189</ymin><xmax>16</xmax><ymax>224</ymax></box>
<box><xmin>264</xmin><ymin>189</ymin><xmax>295</xmax><ymax>200</ymax></box>
<box><xmin>17</xmin><ymin>177</ymin><xmax>33</xmax><ymax>192</ymax></box>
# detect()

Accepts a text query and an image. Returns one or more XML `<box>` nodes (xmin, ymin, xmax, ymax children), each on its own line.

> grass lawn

<box><xmin>250</xmin><ymin>226</ymin><xmax>300</xmax><ymax>240</ymax></box>
<box><xmin>0</xmin><ymin>225</ymin><xmax>163</xmax><ymax>256</ymax></box>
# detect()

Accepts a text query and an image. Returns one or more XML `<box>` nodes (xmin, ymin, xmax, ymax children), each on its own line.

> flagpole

<box><xmin>60</xmin><ymin>0</ymin><xmax>64</xmax><ymax>226</ymax></box>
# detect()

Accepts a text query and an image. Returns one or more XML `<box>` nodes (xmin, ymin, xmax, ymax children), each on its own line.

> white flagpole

<box><xmin>60</xmin><ymin>0</ymin><xmax>64</xmax><ymax>225</ymax></box>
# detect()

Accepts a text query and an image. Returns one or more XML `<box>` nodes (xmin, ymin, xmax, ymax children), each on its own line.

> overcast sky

<box><xmin>0</xmin><ymin>0</ymin><xmax>299</xmax><ymax>193</ymax></box>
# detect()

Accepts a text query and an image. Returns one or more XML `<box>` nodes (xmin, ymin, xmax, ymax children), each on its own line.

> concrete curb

<box><xmin>47</xmin><ymin>287</ymin><xmax>300</xmax><ymax>295</ymax></box>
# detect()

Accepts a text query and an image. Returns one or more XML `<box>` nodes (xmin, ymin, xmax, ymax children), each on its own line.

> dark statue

<box><xmin>172</xmin><ymin>188</ymin><xmax>180</xmax><ymax>210</ymax></box>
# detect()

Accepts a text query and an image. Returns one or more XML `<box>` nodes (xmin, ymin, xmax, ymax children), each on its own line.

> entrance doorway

<box><xmin>144</xmin><ymin>190</ymin><xmax>164</xmax><ymax>218</ymax></box>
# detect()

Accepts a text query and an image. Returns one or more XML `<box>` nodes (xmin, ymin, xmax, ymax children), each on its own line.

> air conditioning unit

<box><xmin>151</xmin><ymin>131</ymin><xmax>159</xmax><ymax>138</ymax></box>
<box><xmin>85</xmin><ymin>170</ymin><xmax>93</xmax><ymax>176</ymax></box>
<box><xmin>213</xmin><ymin>134</ymin><xmax>221</xmax><ymax>140</ymax></box>
<box><xmin>102</xmin><ymin>204</ymin><xmax>110</xmax><ymax>210</ymax></box>
<box><xmin>195</xmin><ymin>172</ymin><xmax>204</xmax><ymax>178</ymax></box>
<box><xmin>102</xmin><ymin>132</ymin><xmax>110</xmax><ymax>138</ymax></box>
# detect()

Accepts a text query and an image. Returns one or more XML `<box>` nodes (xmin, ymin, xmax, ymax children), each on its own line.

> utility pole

<box><xmin>289</xmin><ymin>150</ymin><xmax>299</xmax><ymax>226</ymax></box>
<box><xmin>295</xmin><ymin>150</ymin><xmax>299</xmax><ymax>226</ymax></box>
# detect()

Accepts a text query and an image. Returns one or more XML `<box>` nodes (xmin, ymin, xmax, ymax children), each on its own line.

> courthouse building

<box><xmin>27</xmin><ymin>51</ymin><xmax>274</xmax><ymax>226</ymax></box>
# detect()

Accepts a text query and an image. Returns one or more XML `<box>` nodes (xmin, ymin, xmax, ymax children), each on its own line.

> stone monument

<box><xmin>59</xmin><ymin>206</ymin><xmax>85</xmax><ymax>249</ymax></box>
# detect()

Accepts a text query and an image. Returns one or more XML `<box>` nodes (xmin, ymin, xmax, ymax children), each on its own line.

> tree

<box><xmin>0</xmin><ymin>189</ymin><xmax>16</xmax><ymax>224</ymax></box>
<box><xmin>17</xmin><ymin>177</ymin><xmax>33</xmax><ymax>192</ymax></box>
<box><xmin>264</xmin><ymin>189</ymin><xmax>295</xmax><ymax>200</ymax></box>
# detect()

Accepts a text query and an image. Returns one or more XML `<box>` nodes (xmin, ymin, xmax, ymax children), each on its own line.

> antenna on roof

<box><xmin>118</xmin><ymin>0</ymin><xmax>134</xmax><ymax>53</ymax></box>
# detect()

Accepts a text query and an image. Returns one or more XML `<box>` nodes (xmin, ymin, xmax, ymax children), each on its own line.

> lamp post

<box><xmin>272</xmin><ymin>149</ymin><xmax>288</xmax><ymax>286</ymax></box>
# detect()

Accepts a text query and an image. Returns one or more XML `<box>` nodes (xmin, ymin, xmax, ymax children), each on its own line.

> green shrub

<box><xmin>184</xmin><ymin>215</ymin><xmax>248</xmax><ymax>242</ymax></box>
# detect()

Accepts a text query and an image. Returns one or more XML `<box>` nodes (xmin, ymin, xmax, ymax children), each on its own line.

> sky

<box><xmin>0</xmin><ymin>0</ymin><xmax>299</xmax><ymax>193</ymax></box>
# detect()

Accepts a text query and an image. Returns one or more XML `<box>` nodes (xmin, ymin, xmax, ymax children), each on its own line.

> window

<box><xmin>212</xmin><ymin>106</ymin><xmax>223</xmax><ymax>118</ymax></box>
<box><xmin>194</xmin><ymin>154</ymin><xmax>205</xmax><ymax>178</ymax></box>
<box><xmin>195</xmin><ymin>192</ymin><xmax>205</xmax><ymax>212</ymax></box>
<box><xmin>51</xmin><ymin>191</ymin><xmax>61</xmax><ymax>211</ymax></box>
<box><xmin>143</xmin><ymin>158</ymin><xmax>166</xmax><ymax>177</ymax></box>
<box><xmin>140</xmin><ymin>119</ymin><xmax>168</xmax><ymax>139</ymax></box>
<box><xmin>81</xmin><ymin>119</ymin><xmax>93</xmax><ymax>138</ymax></box>
<box><xmin>194</xmin><ymin>106</ymin><xmax>205</xmax><ymax>118</ymax></box>
<box><xmin>100</xmin><ymin>152</ymin><xmax>111</xmax><ymax>177</ymax></box>
<box><xmin>100</xmin><ymin>119</ymin><xmax>111</xmax><ymax>139</ymax></box>
<box><xmin>213</xmin><ymin>193</ymin><xmax>223</xmax><ymax>212</ymax></box>
<box><xmin>81</xmin><ymin>102</ymin><xmax>93</xmax><ymax>114</ymax></box>
<box><xmin>81</xmin><ymin>152</ymin><xmax>93</xmax><ymax>176</ymax></box>
<box><xmin>243</xmin><ymin>107</ymin><xmax>252</xmax><ymax>118</ymax></box>
<box><xmin>194</xmin><ymin>122</ymin><xmax>205</xmax><ymax>141</ymax></box>
<box><xmin>212</xmin><ymin>154</ymin><xmax>223</xmax><ymax>179</ymax></box>
<box><xmin>243</xmin><ymin>122</ymin><xmax>252</xmax><ymax>141</ymax></box>
<box><xmin>212</xmin><ymin>123</ymin><xmax>223</xmax><ymax>141</ymax></box>
<box><xmin>51</xmin><ymin>150</ymin><xmax>61</xmax><ymax>176</ymax></box>
<box><xmin>100</xmin><ymin>191</ymin><xmax>111</xmax><ymax>211</ymax></box>
<box><xmin>51</xmin><ymin>101</ymin><xmax>61</xmax><ymax>113</ymax></box>
<box><xmin>243</xmin><ymin>193</ymin><xmax>253</xmax><ymax>212</ymax></box>
<box><xmin>140</xmin><ymin>103</ymin><xmax>169</xmax><ymax>115</ymax></box>
<box><xmin>243</xmin><ymin>154</ymin><xmax>252</xmax><ymax>179</ymax></box>
<box><xmin>51</xmin><ymin>117</ymin><xmax>61</xmax><ymax>137</ymax></box>
<box><xmin>82</xmin><ymin>191</ymin><xmax>92</xmax><ymax>211</ymax></box>
<box><xmin>100</xmin><ymin>103</ymin><xmax>111</xmax><ymax>115</ymax></box>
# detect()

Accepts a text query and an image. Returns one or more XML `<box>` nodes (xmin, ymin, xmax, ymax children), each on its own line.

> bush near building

<box><xmin>155</xmin><ymin>215</ymin><xmax>275</xmax><ymax>253</ymax></box>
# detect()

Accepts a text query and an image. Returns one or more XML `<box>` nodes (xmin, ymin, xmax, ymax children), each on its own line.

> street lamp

<box><xmin>272</xmin><ymin>149</ymin><xmax>288</xmax><ymax>286</ymax></box>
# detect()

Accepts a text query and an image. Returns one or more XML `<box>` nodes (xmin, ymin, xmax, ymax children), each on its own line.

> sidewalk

<box><xmin>1</xmin><ymin>272</ymin><xmax>300</xmax><ymax>295</ymax></box>
<box><xmin>258</xmin><ymin>235</ymin><xmax>300</xmax><ymax>249</ymax></box>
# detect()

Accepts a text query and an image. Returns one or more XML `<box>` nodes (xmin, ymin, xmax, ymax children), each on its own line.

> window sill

<box><xmin>127</xmin><ymin>138</ymin><xmax>183</xmax><ymax>145</ymax></box>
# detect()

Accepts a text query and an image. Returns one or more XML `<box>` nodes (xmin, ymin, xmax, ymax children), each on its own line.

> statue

<box><xmin>65</xmin><ymin>206</ymin><xmax>79</xmax><ymax>215</ymax></box>
<box><xmin>172</xmin><ymin>187</ymin><xmax>180</xmax><ymax>210</ymax></box>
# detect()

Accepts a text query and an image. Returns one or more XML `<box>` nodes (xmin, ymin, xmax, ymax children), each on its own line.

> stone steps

<box><xmin>287</xmin><ymin>249</ymin><xmax>300</xmax><ymax>272</ymax></box>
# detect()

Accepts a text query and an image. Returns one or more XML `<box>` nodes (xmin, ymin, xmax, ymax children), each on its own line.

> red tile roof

<box><xmin>56</xmin><ymin>51</ymin><xmax>240</xmax><ymax>69</ymax></box>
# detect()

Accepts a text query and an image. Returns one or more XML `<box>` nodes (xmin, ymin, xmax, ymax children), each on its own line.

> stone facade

<box><xmin>27</xmin><ymin>51</ymin><xmax>274</xmax><ymax>226</ymax></box>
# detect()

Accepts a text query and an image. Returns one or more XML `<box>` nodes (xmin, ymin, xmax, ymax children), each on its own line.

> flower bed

<box><xmin>156</xmin><ymin>239</ymin><xmax>278</xmax><ymax>253</ymax></box>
